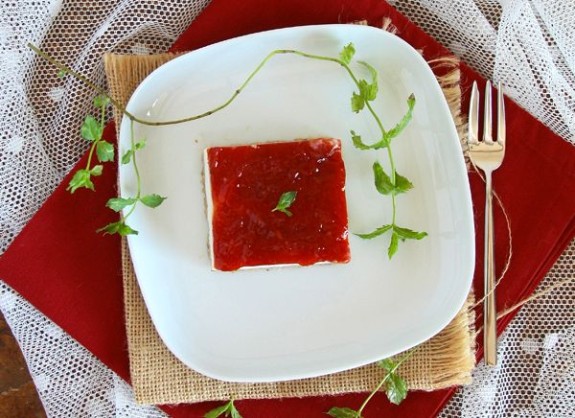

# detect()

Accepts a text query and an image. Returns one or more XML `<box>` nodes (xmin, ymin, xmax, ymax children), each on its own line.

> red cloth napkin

<box><xmin>1</xmin><ymin>0</ymin><xmax>575</xmax><ymax>417</ymax></box>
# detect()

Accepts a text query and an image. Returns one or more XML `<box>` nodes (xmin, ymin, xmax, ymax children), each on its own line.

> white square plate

<box><xmin>119</xmin><ymin>24</ymin><xmax>474</xmax><ymax>382</ymax></box>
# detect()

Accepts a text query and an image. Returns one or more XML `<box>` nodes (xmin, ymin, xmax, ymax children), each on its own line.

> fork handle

<box><xmin>484</xmin><ymin>172</ymin><xmax>497</xmax><ymax>365</ymax></box>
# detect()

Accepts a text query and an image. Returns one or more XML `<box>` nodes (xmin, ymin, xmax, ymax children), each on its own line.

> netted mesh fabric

<box><xmin>438</xmin><ymin>241</ymin><xmax>575</xmax><ymax>418</ymax></box>
<box><xmin>0</xmin><ymin>0</ymin><xmax>574</xmax><ymax>417</ymax></box>
<box><xmin>0</xmin><ymin>0</ymin><xmax>211</xmax><ymax>252</ymax></box>
<box><xmin>0</xmin><ymin>283</ymin><xmax>166</xmax><ymax>418</ymax></box>
<box><xmin>390</xmin><ymin>0</ymin><xmax>575</xmax><ymax>144</ymax></box>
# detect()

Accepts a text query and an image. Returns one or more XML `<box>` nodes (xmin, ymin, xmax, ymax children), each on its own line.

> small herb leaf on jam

<box><xmin>272</xmin><ymin>191</ymin><xmax>297</xmax><ymax>217</ymax></box>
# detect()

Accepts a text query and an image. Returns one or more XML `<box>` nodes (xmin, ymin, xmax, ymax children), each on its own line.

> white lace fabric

<box><xmin>1</xmin><ymin>1</ymin><xmax>573</xmax><ymax>417</ymax></box>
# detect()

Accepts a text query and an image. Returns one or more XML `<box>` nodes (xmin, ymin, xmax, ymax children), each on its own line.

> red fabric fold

<box><xmin>1</xmin><ymin>0</ymin><xmax>574</xmax><ymax>417</ymax></box>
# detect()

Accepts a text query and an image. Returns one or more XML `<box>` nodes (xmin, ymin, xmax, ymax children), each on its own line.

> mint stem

<box><xmin>356</xmin><ymin>349</ymin><xmax>415</xmax><ymax>416</ymax></box>
<box><xmin>121</xmin><ymin>120</ymin><xmax>141</xmax><ymax>223</ymax></box>
<box><xmin>30</xmin><ymin>42</ymin><xmax>404</xmax><ymax>239</ymax></box>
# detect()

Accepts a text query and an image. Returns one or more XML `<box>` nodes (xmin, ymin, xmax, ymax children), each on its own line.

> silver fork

<box><xmin>468</xmin><ymin>80</ymin><xmax>506</xmax><ymax>366</ymax></box>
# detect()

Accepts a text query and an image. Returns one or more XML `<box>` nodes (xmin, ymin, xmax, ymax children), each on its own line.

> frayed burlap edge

<box><xmin>103</xmin><ymin>33</ymin><xmax>475</xmax><ymax>406</ymax></box>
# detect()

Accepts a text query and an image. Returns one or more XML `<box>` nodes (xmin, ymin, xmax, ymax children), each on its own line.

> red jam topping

<box><xmin>206</xmin><ymin>138</ymin><xmax>350</xmax><ymax>271</ymax></box>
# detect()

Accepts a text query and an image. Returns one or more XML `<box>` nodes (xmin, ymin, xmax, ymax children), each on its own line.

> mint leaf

<box><xmin>67</xmin><ymin>169</ymin><xmax>94</xmax><ymax>193</ymax></box>
<box><xmin>388</xmin><ymin>232</ymin><xmax>399</xmax><ymax>259</ymax></box>
<box><xmin>272</xmin><ymin>191</ymin><xmax>297</xmax><ymax>217</ymax></box>
<box><xmin>393</xmin><ymin>225</ymin><xmax>427</xmax><ymax>241</ymax></box>
<box><xmin>373</xmin><ymin>163</ymin><xmax>414</xmax><ymax>196</ymax></box>
<box><xmin>204</xmin><ymin>404</ymin><xmax>230</xmax><ymax>418</ymax></box>
<box><xmin>350</xmin><ymin>136</ymin><xmax>389</xmax><ymax>151</ymax></box>
<box><xmin>96</xmin><ymin>140</ymin><xmax>115</xmax><ymax>162</ymax></box>
<box><xmin>140</xmin><ymin>194</ymin><xmax>166</xmax><ymax>208</ymax></box>
<box><xmin>90</xmin><ymin>165</ymin><xmax>103</xmax><ymax>176</ymax></box>
<box><xmin>350</xmin><ymin>130</ymin><xmax>370</xmax><ymax>150</ymax></box>
<box><xmin>356</xmin><ymin>62</ymin><xmax>378</xmax><ymax>103</ymax></box>
<box><xmin>98</xmin><ymin>221</ymin><xmax>138</xmax><ymax>236</ymax></box>
<box><xmin>327</xmin><ymin>406</ymin><xmax>361</xmax><ymax>418</ymax></box>
<box><xmin>377</xmin><ymin>358</ymin><xmax>396</xmax><ymax>372</ymax></box>
<box><xmin>373</xmin><ymin>162</ymin><xmax>394</xmax><ymax>195</ymax></box>
<box><xmin>93</xmin><ymin>94</ymin><xmax>110</xmax><ymax>108</ymax></box>
<box><xmin>384</xmin><ymin>94</ymin><xmax>416</xmax><ymax>142</ymax></box>
<box><xmin>57</xmin><ymin>69</ymin><xmax>67</xmax><ymax>78</ymax></box>
<box><xmin>394</xmin><ymin>172</ymin><xmax>413</xmax><ymax>194</ymax></box>
<box><xmin>339</xmin><ymin>43</ymin><xmax>355</xmax><ymax>65</ymax></box>
<box><xmin>117</xmin><ymin>222</ymin><xmax>138</xmax><ymax>236</ymax></box>
<box><xmin>355</xmin><ymin>224</ymin><xmax>392</xmax><ymax>239</ymax></box>
<box><xmin>121</xmin><ymin>141</ymin><xmax>145</xmax><ymax>164</ymax></box>
<box><xmin>358</xmin><ymin>79</ymin><xmax>378</xmax><ymax>102</ymax></box>
<box><xmin>351</xmin><ymin>92</ymin><xmax>365</xmax><ymax>113</ymax></box>
<box><xmin>106</xmin><ymin>197</ymin><xmax>137</xmax><ymax>212</ymax></box>
<box><xmin>358</xmin><ymin>61</ymin><xmax>378</xmax><ymax>94</ymax></box>
<box><xmin>121</xmin><ymin>149</ymin><xmax>133</xmax><ymax>164</ymax></box>
<box><xmin>377</xmin><ymin>357</ymin><xmax>409</xmax><ymax>405</ymax></box>
<box><xmin>353</xmin><ymin>94</ymin><xmax>415</xmax><ymax>149</ymax></box>
<box><xmin>204</xmin><ymin>400</ymin><xmax>243</xmax><ymax>418</ymax></box>
<box><xmin>230</xmin><ymin>407</ymin><xmax>242</xmax><ymax>418</ymax></box>
<box><xmin>80</xmin><ymin>115</ymin><xmax>102</xmax><ymax>142</ymax></box>
<box><xmin>385</xmin><ymin>372</ymin><xmax>408</xmax><ymax>405</ymax></box>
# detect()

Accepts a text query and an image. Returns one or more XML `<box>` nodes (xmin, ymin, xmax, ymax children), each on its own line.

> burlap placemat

<box><xmin>103</xmin><ymin>26</ymin><xmax>475</xmax><ymax>405</ymax></box>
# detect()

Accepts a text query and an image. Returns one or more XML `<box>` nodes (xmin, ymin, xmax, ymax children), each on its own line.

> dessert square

<box><xmin>204</xmin><ymin>138</ymin><xmax>350</xmax><ymax>271</ymax></box>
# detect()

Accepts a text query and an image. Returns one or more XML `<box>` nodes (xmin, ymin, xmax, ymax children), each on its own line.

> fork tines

<box><xmin>469</xmin><ymin>80</ymin><xmax>506</xmax><ymax>148</ymax></box>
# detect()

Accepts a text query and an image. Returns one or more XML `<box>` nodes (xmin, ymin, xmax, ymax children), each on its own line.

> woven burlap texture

<box><xmin>104</xmin><ymin>43</ymin><xmax>475</xmax><ymax>405</ymax></box>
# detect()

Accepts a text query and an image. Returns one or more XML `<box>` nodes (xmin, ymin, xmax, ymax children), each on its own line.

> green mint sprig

<box><xmin>354</xmin><ymin>161</ymin><xmax>427</xmax><ymax>258</ymax></box>
<box><xmin>327</xmin><ymin>350</ymin><xmax>414</xmax><ymax>418</ymax></box>
<box><xmin>67</xmin><ymin>95</ymin><xmax>113</xmax><ymax>193</ymax></box>
<box><xmin>339</xmin><ymin>43</ymin><xmax>426</xmax><ymax>258</ymax></box>
<box><xmin>97</xmin><ymin>121</ymin><xmax>166</xmax><ymax>236</ymax></box>
<box><xmin>272</xmin><ymin>191</ymin><xmax>297</xmax><ymax>216</ymax></box>
<box><xmin>204</xmin><ymin>399</ymin><xmax>243</xmax><ymax>418</ymax></box>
